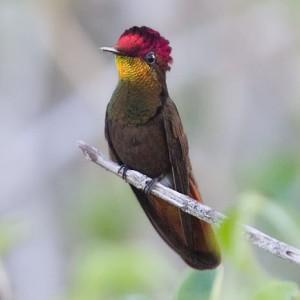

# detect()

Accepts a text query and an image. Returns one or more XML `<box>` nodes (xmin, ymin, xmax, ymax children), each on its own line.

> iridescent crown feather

<box><xmin>115</xmin><ymin>26</ymin><xmax>173</xmax><ymax>71</ymax></box>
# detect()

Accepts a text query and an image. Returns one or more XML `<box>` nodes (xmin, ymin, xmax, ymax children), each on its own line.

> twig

<box><xmin>78</xmin><ymin>140</ymin><xmax>300</xmax><ymax>266</ymax></box>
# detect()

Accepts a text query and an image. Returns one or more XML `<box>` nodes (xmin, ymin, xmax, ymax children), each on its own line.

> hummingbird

<box><xmin>102</xmin><ymin>26</ymin><xmax>221</xmax><ymax>269</ymax></box>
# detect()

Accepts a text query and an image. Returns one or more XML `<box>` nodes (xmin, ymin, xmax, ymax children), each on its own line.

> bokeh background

<box><xmin>1</xmin><ymin>1</ymin><xmax>300</xmax><ymax>299</ymax></box>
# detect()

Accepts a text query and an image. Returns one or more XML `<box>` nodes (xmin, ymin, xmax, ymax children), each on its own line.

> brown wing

<box><xmin>160</xmin><ymin>98</ymin><xmax>221</xmax><ymax>268</ymax></box>
<box><xmin>163</xmin><ymin>98</ymin><xmax>190</xmax><ymax>193</ymax></box>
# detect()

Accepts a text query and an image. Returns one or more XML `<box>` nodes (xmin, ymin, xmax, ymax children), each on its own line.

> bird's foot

<box><xmin>118</xmin><ymin>164</ymin><xmax>129</xmax><ymax>180</ymax></box>
<box><xmin>143</xmin><ymin>178</ymin><xmax>159</xmax><ymax>195</ymax></box>
<box><xmin>143</xmin><ymin>174</ymin><xmax>166</xmax><ymax>195</ymax></box>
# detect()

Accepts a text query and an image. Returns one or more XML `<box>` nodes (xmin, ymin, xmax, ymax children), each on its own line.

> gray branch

<box><xmin>78</xmin><ymin>141</ymin><xmax>300</xmax><ymax>266</ymax></box>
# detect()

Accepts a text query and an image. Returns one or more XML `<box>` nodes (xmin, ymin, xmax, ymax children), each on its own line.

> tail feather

<box><xmin>131</xmin><ymin>175</ymin><xmax>221</xmax><ymax>269</ymax></box>
<box><xmin>183</xmin><ymin>176</ymin><xmax>221</xmax><ymax>268</ymax></box>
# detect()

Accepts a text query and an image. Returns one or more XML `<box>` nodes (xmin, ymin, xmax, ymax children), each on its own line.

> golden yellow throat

<box><xmin>115</xmin><ymin>56</ymin><xmax>158</xmax><ymax>88</ymax></box>
<box><xmin>110</xmin><ymin>55</ymin><xmax>162</xmax><ymax>125</ymax></box>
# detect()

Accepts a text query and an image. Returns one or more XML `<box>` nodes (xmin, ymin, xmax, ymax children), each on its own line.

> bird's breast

<box><xmin>108</xmin><ymin>115</ymin><xmax>170</xmax><ymax>178</ymax></box>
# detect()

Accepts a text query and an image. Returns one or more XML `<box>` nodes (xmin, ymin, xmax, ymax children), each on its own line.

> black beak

<box><xmin>100</xmin><ymin>47</ymin><xmax>122</xmax><ymax>55</ymax></box>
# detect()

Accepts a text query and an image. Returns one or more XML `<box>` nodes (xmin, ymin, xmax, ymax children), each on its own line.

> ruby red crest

<box><xmin>115</xmin><ymin>26</ymin><xmax>173</xmax><ymax>70</ymax></box>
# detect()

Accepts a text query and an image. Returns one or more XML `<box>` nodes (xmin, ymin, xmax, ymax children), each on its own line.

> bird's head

<box><xmin>101</xmin><ymin>26</ymin><xmax>172</xmax><ymax>84</ymax></box>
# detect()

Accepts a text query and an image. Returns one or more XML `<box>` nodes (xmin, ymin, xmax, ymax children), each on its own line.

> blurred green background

<box><xmin>1</xmin><ymin>0</ymin><xmax>300</xmax><ymax>299</ymax></box>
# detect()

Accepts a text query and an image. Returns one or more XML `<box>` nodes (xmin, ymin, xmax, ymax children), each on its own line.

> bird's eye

<box><xmin>145</xmin><ymin>52</ymin><xmax>156</xmax><ymax>64</ymax></box>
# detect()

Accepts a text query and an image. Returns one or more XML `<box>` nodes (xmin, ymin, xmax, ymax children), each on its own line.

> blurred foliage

<box><xmin>65</xmin><ymin>152</ymin><xmax>300</xmax><ymax>300</ymax></box>
<box><xmin>68</xmin><ymin>243</ymin><xmax>173</xmax><ymax>300</ymax></box>
<box><xmin>0</xmin><ymin>223</ymin><xmax>14</xmax><ymax>255</ymax></box>
<box><xmin>238</xmin><ymin>152</ymin><xmax>300</xmax><ymax>203</ymax></box>
<box><xmin>176</xmin><ymin>269</ymin><xmax>222</xmax><ymax>300</ymax></box>
<box><xmin>253</xmin><ymin>281</ymin><xmax>300</xmax><ymax>300</ymax></box>
<box><xmin>75</xmin><ymin>175</ymin><xmax>138</xmax><ymax>241</ymax></box>
<box><xmin>175</xmin><ymin>192</ymin><xmax>300</xmax><ymax>300</ymax></box>
<box><xmin>0</xmin><ymin>220</ymin><xmax>24</xmax><ymax>255</ymax></box>
<box><xmin>66</xmin><ymin>174</ymin><xmax>176</xmax><ymax>300</ymax></box>
<box><xmin>65</xmin><ymin>169</ymin><xmax>300</xmax><ymax>300</ymax></box>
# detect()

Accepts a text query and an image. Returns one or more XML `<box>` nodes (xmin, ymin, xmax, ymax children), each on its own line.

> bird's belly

<box><xmin>109</xmin><ymin>120</ymin><xmax>170</xmax><ymax>178</ymax></box>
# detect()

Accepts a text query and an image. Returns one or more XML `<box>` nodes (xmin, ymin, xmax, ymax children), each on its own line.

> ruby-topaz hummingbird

<box><xmin>102</xmin><ymin>26</ymin><xmax>221</xmax><ymax>269</ymax></box>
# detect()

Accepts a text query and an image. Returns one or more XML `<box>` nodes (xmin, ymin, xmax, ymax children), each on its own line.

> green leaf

<box><xmin>252</xmin><ymin>281</ymin><xmax>300</xmax><ymax>300</ymax></box>
<box><xmin>209</xmin><ymin>266</ymin><xmax>224</xmax><ymax>300</ymax></box>
<box><xmin>176</xmin><ymin>269</ymin><xmax>217</xmax><ymax>300</ymax></box>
